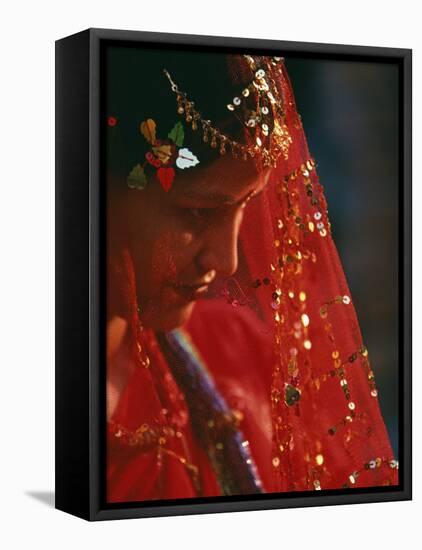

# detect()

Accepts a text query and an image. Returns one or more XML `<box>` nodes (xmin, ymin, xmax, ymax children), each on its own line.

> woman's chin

<box><xmin>140</xmin><ymin>301</ymin><xmax>196</xmax><ymax>332</ymax></box>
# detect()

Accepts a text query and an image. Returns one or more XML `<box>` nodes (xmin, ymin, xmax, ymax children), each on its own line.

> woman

<box><xmin>106</xmin><ymin>46</ymin><xmax>398</xmax><ymax>502</ymax></box>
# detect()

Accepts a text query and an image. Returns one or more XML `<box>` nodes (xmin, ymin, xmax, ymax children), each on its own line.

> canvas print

<box><xmin>104</xmin><ymin>44</ymin><xmax>399</xmax><ymax>504</ymax></box>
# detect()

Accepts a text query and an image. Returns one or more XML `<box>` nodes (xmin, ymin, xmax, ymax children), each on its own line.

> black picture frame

<box><xmin>55</xmin><ymin>27</ymin><xmax>412</xmax><ymax>521</ymax></box>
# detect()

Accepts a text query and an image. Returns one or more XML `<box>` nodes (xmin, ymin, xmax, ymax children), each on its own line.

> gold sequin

<box><xmin>299</xmin><ymin>291</ymin><xmax>307</xmax><ymax>302</ymax></box>
<box><xmin>301</xmin><ymin>313</ymin><xmax>310</xmax><ymax>327</ymax></box>
<box><xmin>304</xmin><ymin>340</ymin><xmax>312</xmax><ymax>350</ymax></box>
<box><xmin>315</xmin><ymin>454</ymin><xmax>324</xmax><ymax>466</ymax></box>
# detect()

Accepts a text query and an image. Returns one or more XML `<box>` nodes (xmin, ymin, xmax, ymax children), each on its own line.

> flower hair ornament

<box><xmin>127</xmin><ymin>119</ymin><xmax>200</xmax><ymax>192</ymax></box>
<box><xmin>124</xmin><ymin>54</ymin><xmax>293</xmax><ymax>193</ymax></box>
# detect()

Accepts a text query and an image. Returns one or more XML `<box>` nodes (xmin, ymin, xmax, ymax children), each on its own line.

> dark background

<box><xmin>286</xmin><ymin>57</ymin><xmax>399</xmax><ymax>455</ymax></box>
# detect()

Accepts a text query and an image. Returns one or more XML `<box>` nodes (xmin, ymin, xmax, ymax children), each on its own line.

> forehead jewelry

<box><xmin>163</xmin><ymin>55</ymin><xmax>293</xmax><ymax>168</ymax></box>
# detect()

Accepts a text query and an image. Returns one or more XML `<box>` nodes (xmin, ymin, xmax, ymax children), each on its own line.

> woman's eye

<box><xmin>189</xmin><ymin>208</ymin><xmax>215</xmax><ymax>220</ymax></box>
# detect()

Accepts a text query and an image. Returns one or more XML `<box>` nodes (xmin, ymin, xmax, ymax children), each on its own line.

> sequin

<box><xmin>314</xmin><ymin>212</ymin><xmax>322</xmax><ymax>221</ymax></box>
<box><xmin>316</xmin><ymin>222</ymin><xmax>324</xmax><ymax>230</ymax></box>
<box><xmin>314</xmin><ymin>480</ymin><xmax>321</xmax><ymax>490</ymax></box>
<box><xmin>304</xmin><ymin>340</ymin><xmax>312</xmax><ymax>350</ymax></box>
<box><xmin>332</xmin><ymin>350</ymin><xmax>339</xmax><ymax>359</ymax></box>
<box><xmin>272</xmin><ymin>457</ymin><xmax>280</xmax><ymax>467</ymax></box>
<box><xmin>369</xmin><ymin>460</ymin><xmax>376</xmax><ymax>469</ymax></box>
<box><xmin>262</xmin><ymin>123</ymin><xmax>269</xmax><ymax>132</ymax></box>
<box><xmin>233</xmin><ymin>97</ymin><xmax>241</xmax><ymax>106</ymax></box>
<box><xmin>389</xmin><ymin>459</ymin><xmax>399</xmax><ymax>469</ymax></box>
<box><xmin>348</xmin><ymin>402</ymin><xmax>356</xmax><ymax>410</ymax></box>
<box><xmin>319</xmin><ymin>229</ymin><xmax>327</xmax><ymax>237</ymax></box>
<box><xmin>343</xmin><ymin>295</ymin><xmax>351</xmax><ymax>305</ymax></box>
<box><xmin>255</xmin><ymin>69</ymin><xmax>265</xmax><ymax>79</ymax></box>
<box><xmin>371</xmin><ymin>389</ymin><xmax>378</xmax><ymax>397</ymax></box>
<box><xmin>256</xmin><ymin>136</ymin><xmax>262</xmax><ymax>146</ymax></box>
<box><xmin>242</xmin><ymin>88</ymin><xmax>250</xmax><ymax>97</ymax></box>
<box><xmin>299</xmin><ymin>291</ymin><xmax>307</xmax><ymax>302</ymax></box>
<box><xmin>227</xmin><ymin>104</ymin><xmax>235</xmax><ymax>111</ymax></box>
<box><xmin>262</xmin><ymin>106</ymin><xmax>269</xmax><ymax>115</ymax></box>
<box><xmin>301</xmin><ymin>314</ymin><xmax>310</xmax><ymax>327</ymax></box>
<box><xmin>284</xmin><ymin>384</ymin><xmax>301</xmax><ymax>406</ymax></box>
<box><xmin>247</xmin><ymin>119</ymin><xmax>256</xmax><ymax>128</ymax></box>
<box><xmin>308</xmin><ymin>221</ymin><xmax>315</xmax><ymax>232</ymax></box>
<box><xmin>315</xmin><ymin>454</ymin><xmax>324</xmax><ymax>466</ymax></box>
<box><xmin>288</xmin><ymin>291</ymin><xmax>295</xmax><ymax>299</ymax></box>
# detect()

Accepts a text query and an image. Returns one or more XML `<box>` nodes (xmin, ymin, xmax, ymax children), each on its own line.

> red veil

<box><xmin>106</xmin><ymin>53</ymin><xmax>398</xmax><ymax>503</ymax></box>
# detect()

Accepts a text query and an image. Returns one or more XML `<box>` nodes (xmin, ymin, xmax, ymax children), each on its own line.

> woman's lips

<box><xmin>170</xmin><ymin>283</ymin><xmax>209</xmax><ymax>302</ymax></box>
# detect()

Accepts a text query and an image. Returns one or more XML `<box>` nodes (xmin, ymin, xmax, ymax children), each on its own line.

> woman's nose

<box><xmin>197</xmin><ymin>211</ymin><xmax>242</xmax><ymax>278</ymax></box>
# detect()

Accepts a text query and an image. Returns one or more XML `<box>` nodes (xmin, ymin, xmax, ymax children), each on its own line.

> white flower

<box><xmin>176</xmin><ymin>148</ymin><xmax>200</xmax><ymax>169</ymax></box>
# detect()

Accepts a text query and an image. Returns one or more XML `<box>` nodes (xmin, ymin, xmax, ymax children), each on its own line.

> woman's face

<box><xmin>121</xmin><ymin>154</ymin><xmax>271</xmax><ymax>331</ymax></box>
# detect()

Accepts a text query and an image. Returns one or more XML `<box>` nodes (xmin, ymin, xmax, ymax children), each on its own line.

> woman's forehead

<box><xmin>172</xmin><ymin>154</ymin><xmax>272</xmax><ymax>204</ymax></box>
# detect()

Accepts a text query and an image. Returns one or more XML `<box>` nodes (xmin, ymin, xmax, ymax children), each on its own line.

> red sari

<box><xmin>107</xmin><ymin>282</ymin><xmax>275</xmax><ymax>502</ymax></box>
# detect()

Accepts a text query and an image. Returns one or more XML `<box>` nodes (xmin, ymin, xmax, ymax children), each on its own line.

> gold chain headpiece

<box><xmin>163</xmin><ymin>55</ymin><xmax>293</xmax><ymax>168</ymax></box>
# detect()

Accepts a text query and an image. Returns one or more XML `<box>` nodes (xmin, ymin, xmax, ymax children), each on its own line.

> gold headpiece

<box><xmin>163</xmin><ymin>55</ymin><xmax>293</xmax><ymax>168</ymax></box>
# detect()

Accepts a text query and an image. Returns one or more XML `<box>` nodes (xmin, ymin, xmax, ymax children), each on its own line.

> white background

<box><xmin>0</xmin><ymin>1</ymin><xmax>418</xmax><ymax>548</ymax></box>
